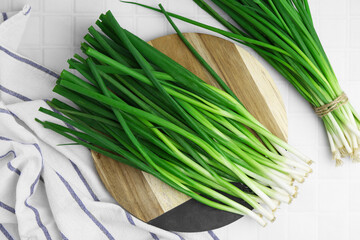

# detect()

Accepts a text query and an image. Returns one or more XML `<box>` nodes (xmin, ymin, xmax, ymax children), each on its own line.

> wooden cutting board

<box><xmin>92</xmin><ymin>33</ymin><xmax>288</xmax><ymax>232</ymax></box>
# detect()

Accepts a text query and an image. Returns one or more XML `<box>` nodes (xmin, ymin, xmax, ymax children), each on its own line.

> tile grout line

<box><xmin>40</xmin><ymin>0</ymin><xmax>45</xmax><ymax>65</ymax></box>
<box><xmin>346</xmin><ymin>2</ymin><xmax>351</xmax><ymax>239</ymax></box>
<box><xmin>346</xmin><ymin>0</ymin><xmax>351</xmax><ymax>84</ymax></box>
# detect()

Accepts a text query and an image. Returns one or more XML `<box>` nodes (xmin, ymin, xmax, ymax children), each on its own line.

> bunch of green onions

<box><xmin>37</xmin><ymin>10</ymin><xmax>312</xmax><ymax>226</ymax></box>
<box><xmin>127</xmin><ymin>0</ymin><xmax>360</xmax><ymax>165</ymax></box>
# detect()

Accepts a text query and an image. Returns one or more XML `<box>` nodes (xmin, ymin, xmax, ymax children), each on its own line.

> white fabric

<box><xmin>0</xmin><ymin>5</ymin><xmax>222</xmax><ymax>240</ymax></box>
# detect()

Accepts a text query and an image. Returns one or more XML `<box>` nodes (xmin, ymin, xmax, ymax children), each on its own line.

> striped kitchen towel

<box><xmin>0</xmin><ymin>5</ymin><xmax>224</xmax><ymax>240</ymax></box>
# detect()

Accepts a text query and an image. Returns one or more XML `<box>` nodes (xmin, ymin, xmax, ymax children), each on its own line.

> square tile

<box><xmin>44</xmin><ymin>16</ymin><xmax>72</xmax><ymax>46</ymax></box>
<box><xmin>350</xmin><ymin>153</ymin><xmax>360</xmax><ymax>178</ymax></box>
<box><xmin>318</xmin><ymin>214</ymin><xmax>348</xmax><ymax>240</ymax></box>
<box><xmin>318</xmin><ymin>19</ymin><xmax>347</xmax><ymax>49</ymax></box>
<box><xmin>318</xmin><ymin>181</ymin><xmax>348</xmax><ymax>212</ymax></box>
<box><xmin>350</xmin><ymin>18</ymin><xmax>360</xmax><ymax>48</ymax></box>
<box><xmin>318</xmin><ymin>123</ymin><xmax>330</xmax><ymax>147</ymax></box>
<box><xmin>20</xmin><ymin>15</ymin><xmax>41</xmax><ymax>46</ymax></box>
<box><xmin>226</xmin><ymin>217</ymin><xmax>259</xmax><ymax>240</ymax></box>
<box><xmin>288</xmin><ymin>213</ymin><xmax>317</xmax><ymax>240</ymax></box>
<box><xmin>350</xmin><ymin>213</ymin><xmax>360</xmax><ymax>240</ymax></box>
<box><xmin>288</xmin><ymin>114</ymin><xmax>318</xmax><ymax>146</ymax></box>
<box><xmin>350</xmin><ymin>0</ymin><xmax>360</xmax><ymax>16</ymax></box>
<box><xmin>319</xmin><ymin>0</ymin><xmax>347</xmax><ymax>17</ymax></box>
<box><xmin>318</xmin><ymin>147</ymin><xmax>349</xmax><ymax>178</ymax></box>
<box><xmin>168</xmin><ymin>0</ymin><xmax>195</xmax><ymax>15</ymax></box>
<box><xmin>75</xmin><ymin>0</ymin><xmax>105</xmax><ymax>13</ymax></box>
<box><xmin>44</xmin><ymin>0</ymin><xmax>72</xmax><ymax>13</ymax></box>
<box><xmin>0</xmin><ymin>1</ymin><xmax>9</xmax><ymax>11</ymax></box>
<box><xmin>288</xmin><ymin>85</ymin><xmax>314</xmax><ymax>114</ymax></box>
<box><xmin>347</xmin><ymin>81</ymin><xmax>360</xmax><ymax>104</ymax></box>
<box><xmin>288</xmin><ymin>179</ymin><xmax>317</xmax><ymax>212</ymax></box>
<box><xmin>136</xmin><ymin>16</ymin><xmax>166</xmax><ymax>41</ymax></box>
<box><xmin>258</xmin><ymin>210</ymin><xmax>287</xmax><ymax>240</ymax></box>
<box><xmin>308</xmin><ymin>0</ymin><xmax>320</xmax><ymax>18</ymax></box>
<box><xmin>44</xmin><ymin>48</ymin><xmax>71</xmax><ymax>73</ymax></box>
<box><xmin>349</xmin><ymin>51</ymin><xmax>360</xmax><ymax>82</ymax></box>
<box><xmin>349</xmin><ymin>182</ymin><xmax>360</xmax><ymax>212</ymax></box>
<box><xmin>106</xmin><ymin>0</ymin><xmax>134</xmax><ymax>14</ymax></box>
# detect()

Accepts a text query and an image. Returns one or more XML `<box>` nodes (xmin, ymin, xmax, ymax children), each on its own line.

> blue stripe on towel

<box><xmin>2</xmin><ymin>12</ymin><xmax>8</xmax><ymax>21</ymax></box>
<box><xmin>0</xmin><ymin>150</ymin><xmax>16</xmax><ymax>159</ymax></box>
<box><xmin>56</xmin><ymin>172</ymin><xmax>115</xmax><ymax>240</ymax></box>
<box><xmin>24</xmin><ymin>144</ymin><xmax>52</xmax><ymax>240</ymax></box>
<box><xmin>0</xmin><ymin>45</ymin><xmax>59</xmax><ymax>78</ymax></box>
<box><xmin>150</xmin><ymin>232</ymin><xmax>160</xmax><ymax>240</ymax></box>
<box><xmin>0</xmin><ymin>84</ymin><xmax>31</xmax><ymax>101</ymax></box>
<box><xmin>0</xmin><ymin>201</ymin><xmax>15</xmax><ymax>214</ymax></box>
<box><xmin>7</xmin><ymin>162</ymin><xmax>21</xmax><ymax>175</ymax></box>
<box><xmin>2</xmin><ymin>151</ymin><xmax>21</xmax><ymax>176</ymax></box>
<box><xmin>0</xmin><ymin>224</ymin><xmax>14</xmax><ymax>240</ymax></box>
<box><xmin>0</xmin><ymin>137</ymin><xmax>51</xmax><ymax>239</ymax></box>
<box><xmin>60</xmin><ymin>232</ymin><xmax>69</xmax><ymax>240</ymax></box>
<box><xmin>0</xmin><ymin>108</ymin><xmax>19</xmax><ymax>118</ymax></box>
<box><xmin>208</xmin><ymin>230</ymin><xmax>220</xmax><ymax>240</ymax></box>
<box><xmin>24</xmin><ymin>6</ymin><xmax>31</xmax><ymax>16</ymax></box>
<box><xmin>69</xmin><ymin>160</ymin><xmax>99</xmax><ymax>201</ymax></box>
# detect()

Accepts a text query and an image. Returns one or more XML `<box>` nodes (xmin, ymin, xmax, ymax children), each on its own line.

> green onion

<box><xmin>37</xmin><ymin>10</ymin><xmax>312</xmax><ymax>226</ymax></box>
<box><xmin>128</xmin><ymin>0</ymin><xmax>360</xmax><ymax>165</ymax></box>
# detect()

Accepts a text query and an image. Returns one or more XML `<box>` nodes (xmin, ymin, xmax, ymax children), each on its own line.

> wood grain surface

<box><xmin>92</xmin><ymin>33</ymin><xmax>288</xmax><ymax>225</ymax></box>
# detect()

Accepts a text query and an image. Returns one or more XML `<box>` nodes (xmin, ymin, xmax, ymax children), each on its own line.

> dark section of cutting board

<box><xmin>148</xmin><ymin>183</ymin><xmax>252</xmax><ymax>232</ymax></box>
<box><xmin>93</xmin><ymin>33</ymin><xmax>288</xmax><ymax>232</ymax></box>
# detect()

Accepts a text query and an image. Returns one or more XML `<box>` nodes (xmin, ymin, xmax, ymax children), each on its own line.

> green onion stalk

<box><xmin>37</xmin><ymin>10</ymin><xmax>312</xmax><ymax>226</ymax></box>
<box><xmin>125</xmin><ymin>0</ymin><xmax>360</xmax><ymax>166</ymax></box>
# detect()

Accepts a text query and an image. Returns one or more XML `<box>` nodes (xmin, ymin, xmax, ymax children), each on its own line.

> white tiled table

<box><xmin>1</xmin><ymin>0</ymin><xmax>360</xmax><ymax>239</ymax></box>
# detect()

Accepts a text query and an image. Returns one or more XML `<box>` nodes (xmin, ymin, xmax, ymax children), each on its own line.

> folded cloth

<box><xmin>0</xmin><ymin>5</ymin><xmax>223</xmax><ymax>240</ymax></box>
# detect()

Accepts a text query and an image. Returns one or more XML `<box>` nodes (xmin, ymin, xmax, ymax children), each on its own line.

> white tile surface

<box><xmin>350</xmin><ymin>0</ymin><xmax>360</xmax><ymax>16</ymax></box>
<box><xmin>44</xmin><ymin>0</ymin><xmax>72</xmax><ymax>13</ymax></box>
<box><xmin>288</xmin><ymin>213</ymin><xmax>317</xmax><ymax>240</ymax></box>
<box><xmin>349</xmin><ymin>213</ymin><xmax>360</xmax><ymax>240</ymax></box>
<box><xmin>44</xmin><ymin>16</ymin><xmax>72</xmax><ymax>45</ymax></box>
<box><xmin>43</xmin><ymin>48</ymin><xmax>72</xmax><ymax>73</ymax></box>
<box><xmin>326</xmin><ymin>50</ymin><xmax>348</xmax><ymax>83</ymax></box>
<box><xmin>318</xmin><ymin>214</ymin><xmax>349</xmax><ymax>240</ymax></box>
<box><xmin>350</xmin><ymin>18</ymin><xmax>360</xmax><ymax>48</ymax></box>
<box><xmin>349</xmin><ymin>182</ymin><xmax>360</xmax><ymax>212</ymax></box>
<box><xmin>3</xmin><ymin>0</ymin><xmax>360</xmax><ymax>239</ymax></box>
<box><xmin>318</xmin><ymin>181</ymin><xmax>349</xmax><ymax>213</ymax></box>
<box><xmin>75</xmin><ymin>0</ymin><xmax>105</xmax><ymax>13</ymax></box>
<box><xmin>319</xmin><ymin>18</ymin><xmax>347</xmax><ymax>49</ymax></box>
<box><xmin>258</xmin><ymin>210</ymin><xmax>288</xmax><ymax>240</ymax></box>
<box><xmin>319</xmin><ymin>0</ymin><xmax>347</xmax><ymax>17</ymax></box>
<box><xmin>288</xmin><ymin>179</ymin><xmax>317</xmax><ymax>212</ymax></box>
<box><xmin>0</xmin><ymin>1</ymin><xmax>9</xmax><ymax>11</ymax></box>
<box><xmin>106</xmin><ymin>0</ymin><xmax>135</xmax><ymax>14</ymax></box>
<box><xmin>349</xmin><ymin>51</ymin><xmax>360</xmax><ymax>82</ymax></box>
<box><xmin>136</xmin><ymin>16</ymin><xmax>167</xmax><ymax>40</ymax></box>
